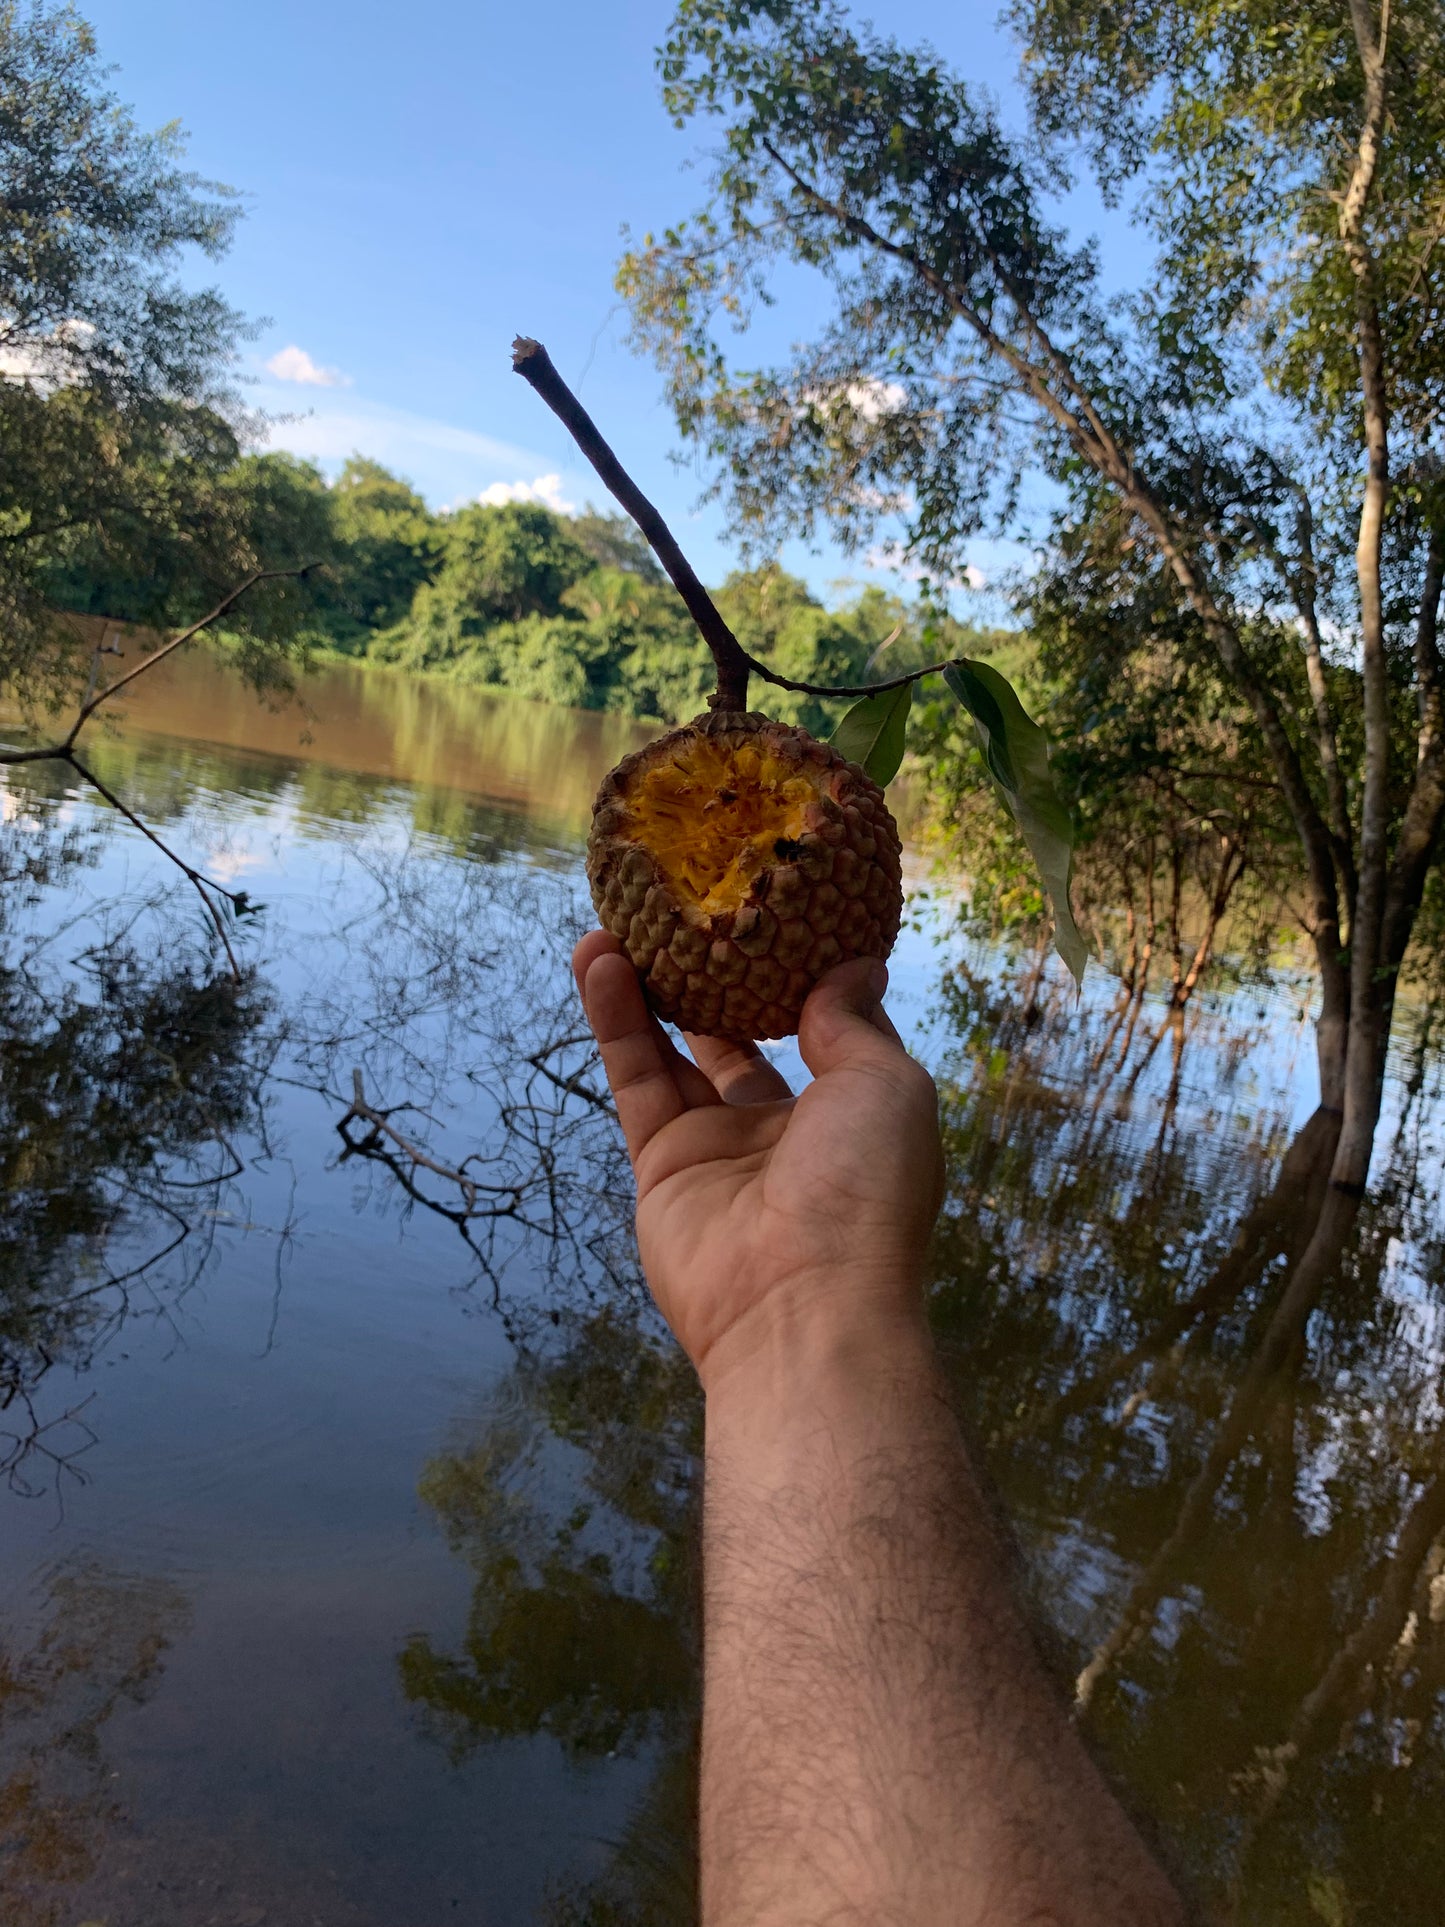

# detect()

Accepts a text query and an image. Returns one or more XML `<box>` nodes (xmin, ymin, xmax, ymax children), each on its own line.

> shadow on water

<box><xmin>3</xmin><ymin>653</ymin><xmax>1445</xmax><ymax>1923</ymax></box>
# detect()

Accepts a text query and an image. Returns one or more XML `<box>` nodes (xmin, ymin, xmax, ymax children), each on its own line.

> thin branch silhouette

<box><xmin>0</xmin><ymin>566</ymin><xmax>317</xmax><ymax>978</ymax></box>
<box><xmin>512</xmin><ymin>335</ymin><xmax>965</xmax><ymax>709</ymax></box>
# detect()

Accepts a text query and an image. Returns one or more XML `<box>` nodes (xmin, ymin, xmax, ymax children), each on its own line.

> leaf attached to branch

<box><xmin>829</xmin><ymin>681</ymin><xmax>913</xmax><ymax>786</ymax></box>
<box><xmin>942</xmin><ymin>660</ymin><xmax>1088</xmax><ymax>986</ymax></box>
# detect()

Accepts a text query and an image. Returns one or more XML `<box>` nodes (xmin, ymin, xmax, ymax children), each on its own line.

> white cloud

<box><xmin>256</xmin><ymin>391</ymin><xmax>563</xmax><ymax>508</ymax></box>
<box><xmin>865</xmin><ymin>540</ymin><xmax>987</xmax><ymax>591</ymax></box>
<box><xmin>800</xmin><ymin>377</ymin><xmax>909</xmax><ymax>424</ymax></box>
<box><xmin>476</xmin><ymin>473</ymin><xmax>576</xmax><ymax>513</ymax></box>
<box><xmin>0</xmin><ymin>318</ymin><xmax>97</xmax><ymax>390</ymax></box>
<box><xmin>265</xmin><ymin>343</ymin><xmax>350</xmax><ymax>387</ymax></box>
<box><xmin>841</xmin><ymin>378</ymin><xmax>908</xmax><ymax>422</ymax></box>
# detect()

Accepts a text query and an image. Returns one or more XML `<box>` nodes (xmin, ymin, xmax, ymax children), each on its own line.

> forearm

<box><xmin>699</xmin><ymin>1291</ymin><xmax>1185</xmax><ymax>1927</ymax></box>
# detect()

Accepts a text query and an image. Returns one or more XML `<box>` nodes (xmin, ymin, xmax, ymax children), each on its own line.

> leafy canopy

<box><xmin>0</xmin><ymin>2</ymin><xmax>265</xmax><ymax>705</ymax></box>
<box><xmin>618</xmin><ymin>0</ymin><xmax>1445</xmax><ymax>989</ymax></box>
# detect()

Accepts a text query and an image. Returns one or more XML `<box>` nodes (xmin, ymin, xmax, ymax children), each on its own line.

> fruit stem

<box><xmin>512</xmin><ymin>336</ymin><xmax>751</xmax><ymax>710</ymax></box>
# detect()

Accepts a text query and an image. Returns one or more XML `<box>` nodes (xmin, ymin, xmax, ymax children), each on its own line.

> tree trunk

<box><xmin>1331</xmin><ymin>0</ymin><xmax>1394</xmax><ymax>1191</ymax></box>
<box><xmin>1331</xmin><ymin>989</ymin><xmax>1395</xmax><ymax>1192</ymax></box>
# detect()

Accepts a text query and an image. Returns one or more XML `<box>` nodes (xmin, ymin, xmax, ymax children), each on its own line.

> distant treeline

<box><xmin>51</xmin><ymin>453</ymin><xmax>1005</xmax><ymax>732</ymax></box>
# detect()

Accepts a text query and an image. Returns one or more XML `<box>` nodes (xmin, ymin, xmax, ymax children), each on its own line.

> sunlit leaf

<box><xmin>942</xmin><ymin>660</ymin><xmax>1088</xmax><ymax>986</ymax></box>
<box><xmin>829</xmin><ymin>681</ymin><xmax>912</xmax><ymax>786</ymax></box>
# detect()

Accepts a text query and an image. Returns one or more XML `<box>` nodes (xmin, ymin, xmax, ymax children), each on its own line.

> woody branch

<box><xmin>0</xmin><ymin>564</ymin><xmax>318</xmax><ymax>978</ymax></box>
<box><xmin>511</xmin><ymin>335</ymin><xmax>965</xmax><ymax>707</ymax></box>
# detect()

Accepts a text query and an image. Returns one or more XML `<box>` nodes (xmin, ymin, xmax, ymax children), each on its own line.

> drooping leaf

<box><xmin>829</xmin><ymin>681</ymin><xmax>912</xmax><ymax>786</ymax></box>
<box><xmin>942</xmin><ymin>659</ymin><xmax>1088</xmax><ymax>986</ymax></box>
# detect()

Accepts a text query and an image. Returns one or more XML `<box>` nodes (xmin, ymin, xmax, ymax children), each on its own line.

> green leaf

<box><xmin>829</xmin><ymin>681</ymin><xmax>912</xmax><ymax>786</ymax></box>
<box><xmin>942</xmin><ymin>659</ymin><xmax>1089</xmax><ymax>987</ymax></box>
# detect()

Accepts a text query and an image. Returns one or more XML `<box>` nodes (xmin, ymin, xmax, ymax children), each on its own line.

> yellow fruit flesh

<box><xmin>628</xmin><ymin>739</ymin><xmax>820</xmax><ymax>915</ymax></box>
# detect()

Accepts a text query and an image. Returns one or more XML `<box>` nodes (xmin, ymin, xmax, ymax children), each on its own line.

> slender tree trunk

<box><xmin>1171</xmin><ymin>833</ymin><xmax>1243</xmax><ymax>1010</ymax></box>
<box><xmin>1166</xmin><ymin>843</ymin><xmax>1185</xmax><ymax>1002</ymax></box>
<box><xmin>1331</xmin><ymin>0</ymin><xmax>1394</xmax><ymax>1191</ymax></box>
<box><xmin>1121</xmin><ymin>883</ymin><xmax>1139</xmax><ymax>992</ymax></box>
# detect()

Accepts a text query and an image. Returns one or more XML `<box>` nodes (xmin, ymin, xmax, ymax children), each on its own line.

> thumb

<box><xmin>797</xmin><ymin>955</ymin><xmax>900</xmax><ymax>1079</ymax></box>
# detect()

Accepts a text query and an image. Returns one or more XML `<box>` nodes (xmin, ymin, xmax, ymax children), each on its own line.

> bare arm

<box><xmin>574</xmin><ymin>933</ymin><xmax>1185</xmax><ymax>1927</ymax></box>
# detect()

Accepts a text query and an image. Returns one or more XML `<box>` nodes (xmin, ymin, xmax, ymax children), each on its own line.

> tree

<box><xmin>385</xmin><ymin>501</ymin><xmax>594</xmax><ymax>671</ymax></box>
<box><xmin>618</xmin><ymin>0</ymin><xmax>1445</xmax><ymax>1190</ymax></box>
<box><xmin>320</xmin><ymin>456</ymin><xmax>440</xmax><ymax>646</ymax></box>
<box><xmin>45</xmin><ymin>449</ymin><xmax>340</xmax><ymax>664</ymax></box>
<box><xmin>0</xmin><ymin>2</ymin><xmax>291</xmax><ymax>704</ymax></box>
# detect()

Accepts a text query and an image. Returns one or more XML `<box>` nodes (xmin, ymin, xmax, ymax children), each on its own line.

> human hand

<box><xmin>573</xmin><ymin>930</ymin><xmax>945</xmax><ymax>1391</ymax></box>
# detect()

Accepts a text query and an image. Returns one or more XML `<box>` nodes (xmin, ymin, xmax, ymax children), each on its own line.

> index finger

<box><xmin>579</xmin><ymin>949</ymin><xmax>701</xmax><ymax>1165</ymax></box>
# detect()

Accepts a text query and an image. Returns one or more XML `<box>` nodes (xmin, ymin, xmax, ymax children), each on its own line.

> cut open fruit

<box><xmin>587</xmin><ymin>710</ymin><xmax>903</xmax><ymax>1041</ymax></box>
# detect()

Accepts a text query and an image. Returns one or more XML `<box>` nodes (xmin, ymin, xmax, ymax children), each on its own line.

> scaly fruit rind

<box><xmin>587</xmin><ymin>710</ymin><xmax>903</xmax><ymax>1041</ymax></box>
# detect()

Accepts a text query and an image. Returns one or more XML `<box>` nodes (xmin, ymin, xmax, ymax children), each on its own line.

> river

<box><xmin>2</xmin><ymin>645</ymin><xmax>1442</xmax><ymax>1925</ymax></box>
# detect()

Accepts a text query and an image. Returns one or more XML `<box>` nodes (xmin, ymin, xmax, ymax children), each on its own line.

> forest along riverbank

<box><xmin>1</xmin><ymin>650</ymin><xmax>1443</xmax><ymax>1926</ymax></box>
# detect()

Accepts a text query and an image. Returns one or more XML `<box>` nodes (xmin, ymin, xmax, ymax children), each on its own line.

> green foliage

<box><xmin>830</xmin><ymin>681</ymin><xmax>911</xmax><ymax>786</ymax></box>
<box><xmin>395</xmin><ymin>501</ymin><xmax>594</xmax><ymax>664</ymax></box>
<box><xmin>0</xmin><ymin>0</ymin><xmax>265</xmax><ymax>707</ymax></box>
<box><xmin>317</xmin><ymin>456</ymin><xmax>441</xmax><ymax>645</ymax></box>
<box><xmin>943</xmin><ymin>660</ymin><xmax>1086</xmax><ymax>984</ymax></box>
<box><xmin>367</xmin><ymin>509</ymin><xmax>935</xmax><ymax>729</ymax></box>
<box><xmin>618</xmin><ymin>0</ymin><xmax>1445</xmax><ymax>996</ymax></box>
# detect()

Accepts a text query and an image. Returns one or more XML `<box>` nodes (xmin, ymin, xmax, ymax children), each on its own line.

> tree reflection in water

<box><xmin>398</xmin><ymin>948</ymin><xmax>1445</xmax><ymax>1926</ymax></box>
<box><xmin>6</xmin><ymin>745</ymin><xmax>1445</xmax><ymax>1921</ymax></box>
<box><xmin>925</xmin><ymin>958</ymin><xmax>1445</xmax><ymax>1924</ymax></box>
<box><xmin>0</xmin><ymin>819</ymin><xmax>273</xmax><ymax>1497</ymax></box>
<box><xmin>401</xmin><ymin>1302</ymin><xmax>701</xmax><ymax>1926</ymax></box>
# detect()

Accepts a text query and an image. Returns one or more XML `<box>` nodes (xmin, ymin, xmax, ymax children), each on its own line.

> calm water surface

<box><xmin>2</xmin><ymin>648</ymin><xmax>1442</xmax><ymax>1925</ymax></box>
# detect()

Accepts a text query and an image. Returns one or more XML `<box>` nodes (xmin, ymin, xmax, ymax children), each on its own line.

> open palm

<box><xmin>573</xmin><ymin>932</ymin><xmax>944</xmax><ymax>1385</ymax></box>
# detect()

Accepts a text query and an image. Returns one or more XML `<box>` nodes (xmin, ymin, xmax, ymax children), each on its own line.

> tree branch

<box><xmin>0</xmin><ymin>566</ymin><xmax>314</xmax><ymax>979</ymax></box>
<box><xmin>512</xmin><ymin>335</ymin><xmax>752</xmax><ymax>709</ymax></box>
<box><xmin>511</xmin><ymin>334</ymin><xmax>968</xmax><ymax>707</ymax></box>
<box><xmin>757</xmin><ymin>142</ymin><xmax>1349</xmax><ymax>1020</ymax></box>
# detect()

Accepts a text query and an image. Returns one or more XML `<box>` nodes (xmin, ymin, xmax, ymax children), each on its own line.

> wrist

<box><xmin>697</xmin><ymin>1266</ymin><xmax>936</xmax><ymax>1417</ymax></box>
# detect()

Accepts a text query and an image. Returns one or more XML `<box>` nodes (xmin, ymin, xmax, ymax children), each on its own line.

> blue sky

<box><xmin>84</xmin><ymin>0</ymin><xmax>1144</xmax><ymax>609</ymax></box>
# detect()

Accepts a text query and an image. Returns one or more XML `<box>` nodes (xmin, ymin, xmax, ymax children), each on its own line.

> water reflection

<box><xmin>0</xmin><ymin>1565</ymin><xmax>190</xmax><ymax>1926</ymax></box>
<box><xmin>0</xmin><ymin>640</ymin><xmax>656</xmax><ymax>846</ymax></box>
<box><xmin>404</xmin><ymin>1303</ymin><xmax>701</xmax><ymax>1927</ymax></box>
<box><xmin>0</xmin><ymin>827</ymin><xmax>272</xmax><ymax>1494</ymax></box>
<box><xmin>930</xmin><ymin>959</ymin><xmax>1445</xmax><ymax>1924</ymax></box>
<box><xmin>394</xmin><ymin>952</ymin><xmax>1445</xmax><ymax>1926</ymax></box>
<box><xmin>3</xmin><ymin>653</ymin><xmax>1444</xmax><ymax>1922</ymax></box>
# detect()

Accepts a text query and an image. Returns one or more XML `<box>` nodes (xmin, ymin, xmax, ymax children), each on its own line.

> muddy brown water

<box><xmin>2</xmin><ymin>646</ymin><xmax>1442</xmax><ymax>1925</ymax></box>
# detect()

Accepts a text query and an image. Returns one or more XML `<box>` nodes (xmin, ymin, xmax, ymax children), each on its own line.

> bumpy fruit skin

<box><xmin>587</xmin><ymin>709</ymin><xmax>903</xmax><ymax>1041</ymax></box>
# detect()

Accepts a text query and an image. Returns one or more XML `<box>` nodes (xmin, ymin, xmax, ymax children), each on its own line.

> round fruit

<box><xmin>586</xmin><ymin>709</ymin><xmax>904</xmax><ymax>1041</ymax></box>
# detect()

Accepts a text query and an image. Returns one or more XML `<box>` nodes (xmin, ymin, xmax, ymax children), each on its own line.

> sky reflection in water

<box><xmin>1</xmin><ymin>650</ymin><xmax>1442</xmax><ymax>1926</ymax></box>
